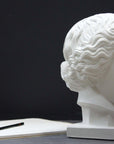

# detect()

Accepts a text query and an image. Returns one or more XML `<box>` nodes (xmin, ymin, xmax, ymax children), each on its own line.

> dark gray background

<box><xmin>0</xmin><ymin>0</ymin><xmax>114</xmax><ymax>120</ymax></box>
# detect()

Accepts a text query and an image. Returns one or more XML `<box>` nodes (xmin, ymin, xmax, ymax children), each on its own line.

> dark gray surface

<box><xmin>0</xmin><ymin>134</ymin><xmax>114</xmax><ymax>144</ymax></box>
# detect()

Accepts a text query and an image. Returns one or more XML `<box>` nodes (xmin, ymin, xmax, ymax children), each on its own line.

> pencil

<box><xmin>0</xmin><ymin>122</ymin><xmax>24</xmax><ymax>130</ymax></box>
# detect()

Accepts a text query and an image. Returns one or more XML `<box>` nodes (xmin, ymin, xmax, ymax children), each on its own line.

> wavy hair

<box><xmin>61</xmin><ymin>13</ymin><xmax>114</xmax><ymax>92</ymax></box>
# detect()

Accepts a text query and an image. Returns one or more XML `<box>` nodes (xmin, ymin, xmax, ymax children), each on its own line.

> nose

<box><xmin>60</xmin><ymin>61</ymin><xmax>69</xmax><ymax>80</ymax></box>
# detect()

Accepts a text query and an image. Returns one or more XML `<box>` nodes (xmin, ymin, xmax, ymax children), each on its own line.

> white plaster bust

<box><xmin>61</xmin><ymin>13</ymin><xmax>114</xmax><ymax>128</ymax></box>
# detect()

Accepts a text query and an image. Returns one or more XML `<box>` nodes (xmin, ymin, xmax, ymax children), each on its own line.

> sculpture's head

<box><xmin>61</xmin><ymin>13</ymin><xmax>114</xmax><ymax>103</ymax></box>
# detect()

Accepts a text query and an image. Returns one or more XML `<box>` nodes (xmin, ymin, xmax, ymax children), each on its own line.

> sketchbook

<box><xmin>0</xmin><ymin>118</ymin><xmax>72</xmax><ymax>139</ymax></box>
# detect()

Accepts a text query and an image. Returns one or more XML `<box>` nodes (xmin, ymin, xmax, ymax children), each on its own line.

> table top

<box><xmin>0</xmin><ymin>134</ymin><xmax>114</xmax><ymax>144</ymax></box>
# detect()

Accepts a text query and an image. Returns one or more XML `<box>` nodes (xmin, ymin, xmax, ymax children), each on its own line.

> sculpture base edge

<box><xmin>67</xmin><ymin>123</ymin><xmax>114</xmax><ymax>140</ymax></box>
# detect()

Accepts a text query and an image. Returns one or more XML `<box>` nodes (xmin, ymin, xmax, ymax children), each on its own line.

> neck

<box><xmin>77</xmin><ymin>87</ymin><xmax>114</xmax><ymax>127</ymax></box>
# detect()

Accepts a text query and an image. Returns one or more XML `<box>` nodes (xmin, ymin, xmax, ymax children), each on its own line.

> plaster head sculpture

<box><xmin>61</xmin><ymin>13</ymin><xmax>114</xmax><ymax>139</ymax></box>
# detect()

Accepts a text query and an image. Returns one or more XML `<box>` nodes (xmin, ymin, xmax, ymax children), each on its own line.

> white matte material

<box><xmin>61</xmin><ymin>13</ymin><xmax>114</xmax><ymax>140</ymax></box>
<box><xmin>67</xmin><ymin>124</ymin><xmax>114</xmax><ymax>140</ymax></box>
<box><xmin>0</xmin><ymin>118</ymin><xmax>71</xmax><ymax>139</ymax></box>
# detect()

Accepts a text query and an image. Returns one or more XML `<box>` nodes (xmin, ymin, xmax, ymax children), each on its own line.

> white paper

<box><xmin>0</xmin><ymin>118</ymin><xmax>72</xmax><ymax>139</ymax></box>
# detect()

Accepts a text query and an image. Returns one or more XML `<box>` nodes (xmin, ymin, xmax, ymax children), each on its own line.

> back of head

<box><xmin>61</xmin><ymin>13</ymin><xmax>114</xmax><ymax>92</ymax></box>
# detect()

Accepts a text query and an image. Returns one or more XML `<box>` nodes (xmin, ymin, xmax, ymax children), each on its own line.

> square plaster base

<box><xmin>67</xmin><ymin>123</ymin><xmax>114</xmax><ymax>140</ymax></box>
